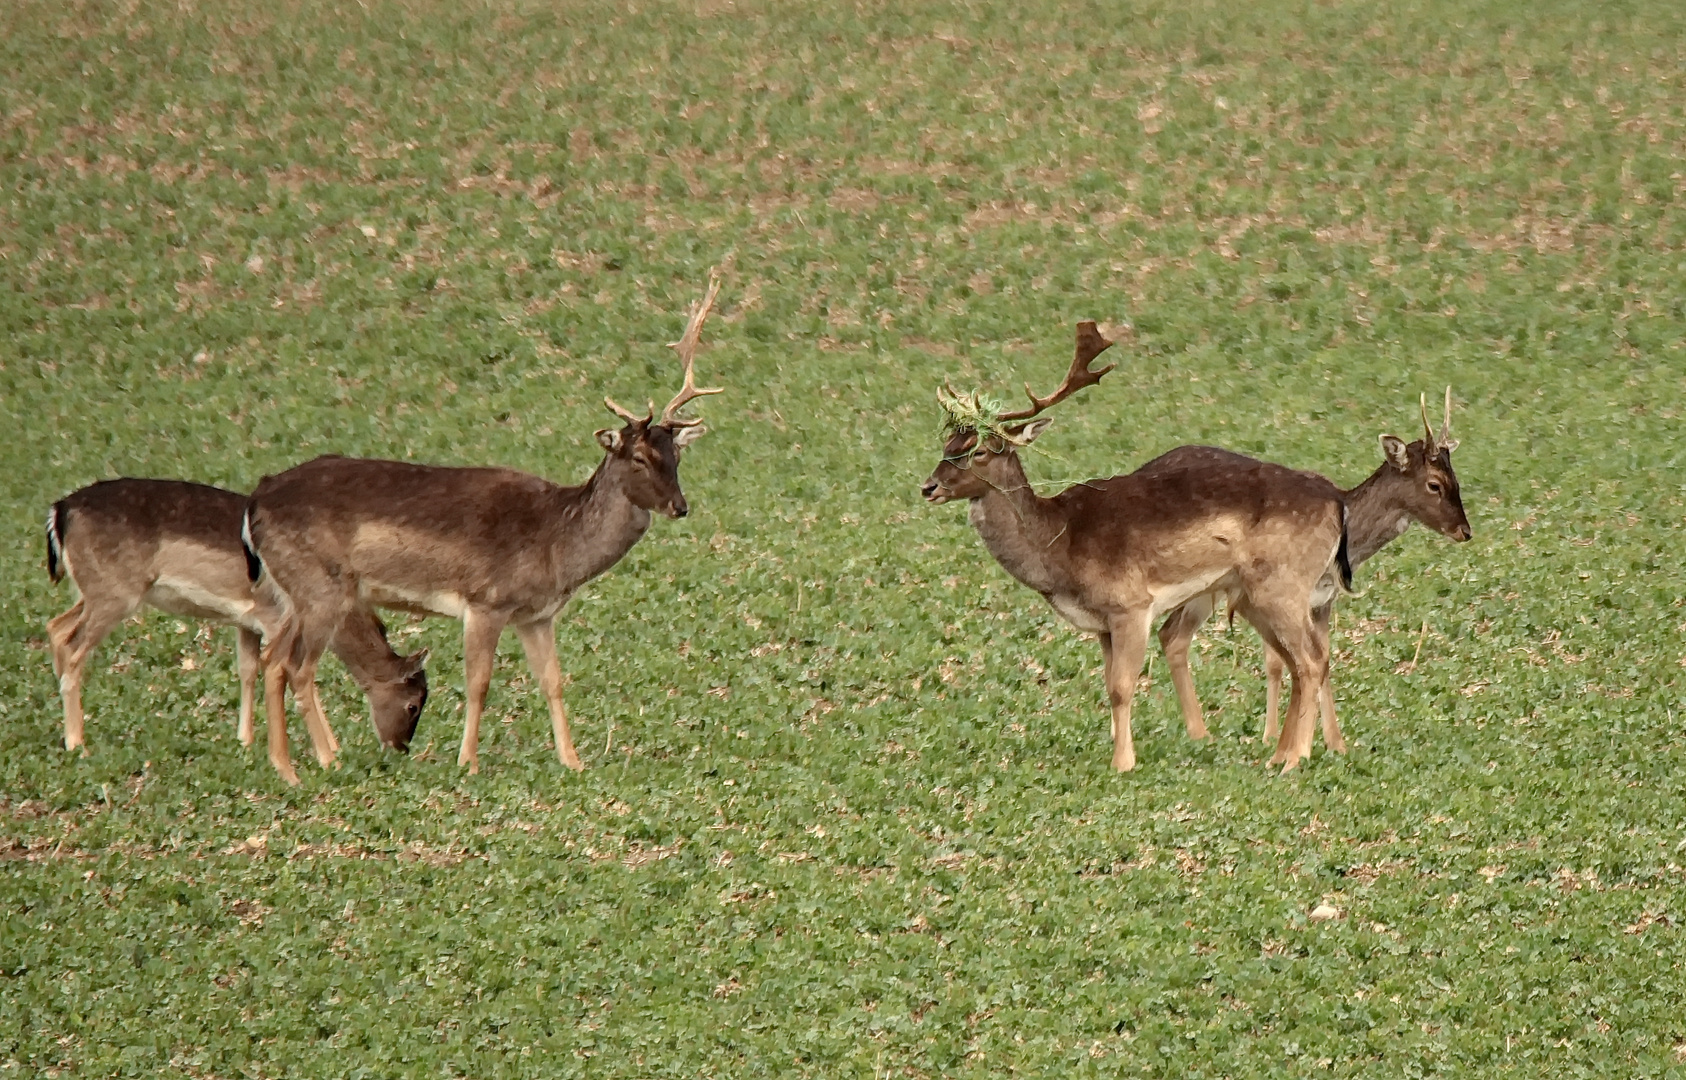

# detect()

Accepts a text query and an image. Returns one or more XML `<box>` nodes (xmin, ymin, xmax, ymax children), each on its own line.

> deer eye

<box><xmin>1427</xmin><ymin>481</ymin><xmax>1443</xmax><ymax>495</ymax></box>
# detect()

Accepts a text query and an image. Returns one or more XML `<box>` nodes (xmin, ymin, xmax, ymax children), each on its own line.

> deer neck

<box><xmin>559</xmin><ymin>458</ymin><xmax>654</xmax><ymax>582</ymax></box>
<box><xmin>1342</xmin><ymin>466</ymin><xmax>1415</xmax><ymax>567</ymax></box>
<box><xmin>966</xmin><ymin>457</ymin><xmax>1070</xmax><ymax>594</ymax></box>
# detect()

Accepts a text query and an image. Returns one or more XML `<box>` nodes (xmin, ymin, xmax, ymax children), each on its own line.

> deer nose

<box><xmin>1456</xmin><ymin>524</ymin><xmax>1472</xmax><ymax>541</ymax></box>
<box><xmin>670</xmin><ymin>498</ymin><xmax>689</xmax><ymax>519</ymax></box>
<box><xmin>921</xmin><ymin>479</ymin><xmax>939</xmax><ymax>500</ymax></box>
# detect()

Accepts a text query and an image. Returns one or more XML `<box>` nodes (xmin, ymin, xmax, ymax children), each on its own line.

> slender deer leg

<box><xmin>288</xmin><ymin>658</ymin><xmax>338</xmax><ymax>769</ymax></box>
<box><xmin>1157</xmin><ymin>597</ymin><xmax>1213</xmax><ymax>741</ymax></box>
<box><xmin>47</xmin><ymin>595</ymin><xmax>134</xmax><ymax>755</ymax></box>
<box><xmin>236</xmin><ymin>627</ymin><xmax>262</xmax><ymax>747</ymax></box>
<box><xmin>1273</xmin><ymin>622</ymin><xmax>1327</xmax><ymax>773</ymax></box>
<box><xmin>457</xmin><ymin>608</ymin><xmax>509</xmax><ymax>774</ymax></box>
<box><xmin>1311</xmin><ymin>603</ymin><xmax>1345</xmax><ymax>754</ymax></box>
<box><xmin>1262</xmin><ymin>643</ymin><xmax>1286</xmax><ymax>744</ymax></box>
<box><xmin>1103</xmin><ymin>612</ymin><xmax>1152</xmax><ymax>773</ymax></box>
<box><xmin>514</xmin><ymin>618</ymin><xmax>582</xmax><ymax>771</ymax></box>
<box><xmin>263</xmin><ymin>660</ymin><xmax>299</xmax><ymax>786</ymax></box>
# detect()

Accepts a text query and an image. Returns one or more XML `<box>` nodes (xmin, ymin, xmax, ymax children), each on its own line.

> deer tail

<box><xmin>46</xmin><ymin>502</ymin><xmax>67</xmax><ymax>584</ymax></box>
<box><xmin>1336</xmin><ymin>502</ymin><xmax>1354</xmax><ymax>594</ymax></box>
<box><xmin>241</xmin><ymin>502</ymin><xmax>264</xmax><ymax>583</ymax></box>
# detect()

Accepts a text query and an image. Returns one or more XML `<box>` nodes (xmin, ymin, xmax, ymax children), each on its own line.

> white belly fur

<box><xmin>146</xmin><ymin>579</ymin><xmax>261</xmax><ymax>631</ymax></box>
<box><xmin>361</xmin><ymin>581</ymin><xmax>469</xmax><ymax>619</ymax></box>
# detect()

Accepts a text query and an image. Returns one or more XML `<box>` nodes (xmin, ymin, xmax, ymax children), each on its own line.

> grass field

<box><xmin>4</xmin><ymin>0</ymin><xmax>1686</xmax><ymax>1074</ymax></box>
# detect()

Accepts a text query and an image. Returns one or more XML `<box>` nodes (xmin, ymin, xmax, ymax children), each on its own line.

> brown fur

<box><xmin>246</xmin><ymin>417</ymin><xmax>705</xmax><ymax>782</ymax></box>
<box><xmin>923</xmin><ymin>329</ymin><xmax>1348</xmax><ymax>773</ymax></box>
<box><xmin>1156</xmin><ymin>418</ymin><xmax>1471</xmax><ymax>755</ymax></box>
<box><xmin>44</xmin><ymin>479</ymin><xmax>427</xmax><ymax>762</ymax></box>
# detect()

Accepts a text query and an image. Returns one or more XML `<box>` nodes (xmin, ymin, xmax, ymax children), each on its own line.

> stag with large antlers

<box><xmin>243</xmin><ymin>276</ymin><xmax>724</xmax><ymax>783</ymax></box>
<box><xmin>1156</xmin><ymin>388</ymin><xmax>1470</xmax><ymax>753</ymax></box>
<box><xmin>922</xmin><ymin>323</ymin><xmax>1350</xmax><ymax>772</ymax></box>
<box><xmin>45</xmin><ymin>478</ymin><xmax>427</xmax><ymax>758</ymax></box>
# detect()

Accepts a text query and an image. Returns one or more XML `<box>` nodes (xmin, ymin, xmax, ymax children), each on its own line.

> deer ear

<box><xmin>1007</xmin><ymin>417</ymin><xmax>1055</xmax><ymax>445</ymax></box>
<box><xmin>672</xmin><ymin>424</ymin><xmax>707</xmax><ymax>449</ymax></box>
<box><xmin>401</xmin><ymin>648</ymin><xmax>429</xmax><ymax>677</ymax></box>
<box><xmin>1379</xmin><ymin>434</ymin><xmax>1411</xmax><ymax>471</ymax></box>
<box><xmin>596</xmin><ymin>428</ymin><xmax>623</xmax><ymax>452</ymax></box>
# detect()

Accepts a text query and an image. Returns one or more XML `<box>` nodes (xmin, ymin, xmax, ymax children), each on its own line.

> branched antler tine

<box><xmin>603</xmin><ymin>396</ymin><xmax>650</xmax><ymax>424</ymax></box>
<box><xmin>997</xmin><ymin>320</ymin><xmax>1117</xmax><ymax>422</ymax></box>
<box><xmin>661</xmin><ymin>274</ymin><xmax>725</xmax><ymax>427</ymax></box>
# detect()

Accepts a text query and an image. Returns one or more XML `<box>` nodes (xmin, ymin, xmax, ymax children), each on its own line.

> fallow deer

<box><xmin>1156</xmin><ymin>389</ymin><xmax>1471</xmax><ymax>753</ymax></box>
<box><xmin>45</xmin><ymin>478</ymin><xmax>428</xmax><ymax>759</ymax></box>
<box><xmin>921</xmin><ymin>323</ymin><xmax>1351</xmax><ymax>772</ymax></box>
<box><xmin>244</xmin><ymin>276</ymin><xmax>724</xmax><ymax>783</ymax></box>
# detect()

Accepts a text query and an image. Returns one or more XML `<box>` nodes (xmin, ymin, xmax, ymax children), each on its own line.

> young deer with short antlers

<box><xmin>922</xmin><ymin>323</ymin><xmax>1351</xmax><ymax>772</ymax></box>
<box><xmin>244</xmin><ymin>277</ymin><xmax>724</xmax><ymax>784</ymax></box>
<box><xmin>1155</xmin><ymin>389</ymin><xmax>1471</xmax><ymax>753</ymax></box>
<box><xmin>45</xmin><ymin>479</ymin><xmax>428</xmax><ymax>758</ymax></box>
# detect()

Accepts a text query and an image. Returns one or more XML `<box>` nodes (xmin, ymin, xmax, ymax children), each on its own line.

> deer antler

<box><xmin>603</xmin><ymin>397</ymin><xmax>652</xmax><ymax>424</ymax></box>
<box><xmin>997</xmin><ymin>321</ymin><xmax>1117</xmax><ymax>423</ymax></box>
<box><xmin>1440</xmin><ymin>385</ymin><xmax>1454</xmax><ymax>447</ymax></box>
<box><xmin>1420</xmin><ymin>392</ymin><xmax>1437</xmax><ymax>453</ymax></box>
<box><xmin>660</xmin><ymin>273</ymin><xmax>725</xmax><ymax>428</ymax></box>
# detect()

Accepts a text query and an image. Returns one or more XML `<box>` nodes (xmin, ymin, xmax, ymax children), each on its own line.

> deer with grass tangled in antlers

<box><xmin>1155</xmin><ymin>388</ymin><xmax>1470</xmax><ymax>754</ymax></box>
<box><xmin>921</xmin><ymin>323</ymin><xmax>1351</xmax><ymax>772</ymax></box>
<box><xmin>243</xmin><ymin>276</ymin><xmax>724</xmax><ymax>784</ymax></box>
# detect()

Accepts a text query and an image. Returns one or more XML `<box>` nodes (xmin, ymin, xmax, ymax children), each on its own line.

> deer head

<box><xmin>366</xmin><ymin>648</ymin><xmax>430</xmax><ymax>751</ymax></box>
<box><xmin>922</xmin><ymin>322</ymin><xmax>1115</xmax><ymax>503</ymax></box>
<box><xmin>598</xmin><ymin>275</ymin><xmax>724</xmax><ymax>519</ymax></box>
<box><xmin>1377</xmin><ymin>386</ymin><xmax>1471</xmax><ymax>542</ymax></box>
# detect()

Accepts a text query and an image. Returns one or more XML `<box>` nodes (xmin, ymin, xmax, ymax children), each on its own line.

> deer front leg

<box><xmin>236</xmin><ymin>627</ymin><xmax>262</xmax><ymax>747</ymax></box>
<box><xmin>1103</xmin><ymin>612</ymin><xmax>1152</xmax><ymax>773</ymax></box>
<box><xmin>263</xmin><ymin>660</ymin><xmax>300</xmax><ymax>786</ymax></box>
<box><xmin>514</xmin><ymin>619</ymin><xmax>583</xmax><ymax>771</ymax></box>
<box><xmin>1312</xmin><ymin>604</ymin><xmax>1345</xmax><ymax>754</ymax></box>
<box><xmin>1157</xmin><ymin>597</ymin><xmax>1213</xmax><ymax>741</ymax></box>
<box><xmin>457</xmin><ymin>608</ymin><xmax>509</xmax><ymax>775</ymax></box>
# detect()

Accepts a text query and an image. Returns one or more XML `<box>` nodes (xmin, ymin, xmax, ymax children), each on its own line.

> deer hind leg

<box><xmin>1271</xmin><ymin>622</ymin><xmax>1328</xmax><ymax>773</ymax></box>
<box><xmin>1102</xmin><ymin>611</ymin><xmax>1153</xmax><ymax>773</ymax></box>
<box><xmin>263</xmin><ymin>657</ymin><xmax>298</xmax><ymax>786</ymax></box>
<box><xmin>258</xmin><ymin>569</ymin><xmax>349</xmax><ymax>783</ymax></box>
<box><xmin>47</xmin><ymin>592</ymin><xmax>138</xmax><ymax>755</ymax></box>
<box><xmin>236</xmin><ymin>627</ymin><xmax>262</xmax><ymax>747</ymax></box>
<box><xmin>1157</xmin><ymin>595</ymin><xmax>1214</xmax><ymax>741</ymax></box>
<box><xmin>288</xmin><ymin>656</ymin><xmax>338</xmax><ymax>769</ymax></box>
<box><xmin>457</xmin><ymin>608</ymin><xmax>510</xmax><ymax>775</ymax></box>
<box><xmin>514</xmin><ymin>618</ymin><xmax>582</xmax><ymax>771</ymax></box>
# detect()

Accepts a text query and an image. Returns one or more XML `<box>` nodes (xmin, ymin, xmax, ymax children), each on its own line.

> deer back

<box><xmin>51</xmin><ymin>479</ymin><xmax>271</xmax><ymax>629</ymax></box>
<box><xmin>247</xmin><ymin>455</ymin><xmax>654</xmax><ymax>620</ymax></box>
<box><xmin>1046</xmin><ymin>447</ymin><xmax>1346</xmax><ymax>602</ymax></box>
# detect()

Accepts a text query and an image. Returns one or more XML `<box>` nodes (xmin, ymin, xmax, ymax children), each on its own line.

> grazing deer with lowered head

<box><xmin>1156</xmin><ymin>388</ymin><xmax>1470</xmax><ymax>753</ymax></box>
<box><xmin>45</xmin><ymin>478</ymin><xmax>428</xmax><ymax>759</ymax></box>
<box><xmin>244</xmin><ymin>277</ymin><xmax>724</xmax><ymax>783</ymax></box>
<box><xmin>921</xmin><ymin>323</ymin><xmax>1351</xmax><ymax>772</ymax></box>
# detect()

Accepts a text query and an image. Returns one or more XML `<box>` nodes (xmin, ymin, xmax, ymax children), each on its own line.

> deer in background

<box><xmin>921</xmin><ymin>323</ymin><xmax>1351</xmax><ymax>772</ymax></box>
<box><xmin>45</xmin><ymin>479</ymin><xmax>428</xmax><ymax>758</ymax></box>
<box><xmin>244</xmin><ymin>276</ymin><xmax>725</xmax><ymax>784</ymax></box>
<box><xmin>1156</xmin><ymin>388</ymin><xmax>1471</xmax><ymax>754</ymax></box>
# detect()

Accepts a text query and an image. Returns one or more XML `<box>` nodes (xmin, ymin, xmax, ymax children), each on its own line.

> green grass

<box><xmin>3</xmin><ymin>0</ymin><xmax>1686</xmax><ymax>1074</ymax></box>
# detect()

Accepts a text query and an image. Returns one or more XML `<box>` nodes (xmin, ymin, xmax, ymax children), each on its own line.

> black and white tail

<box><xmin>45</xmin><ymin>503</ymin><xmax>67</xmax><ymax>584</ymax></box>
<box><xmin>241</xmin><ymin>504</ymin><xmax>264</xmax><ymax>583</ymax></box>
<box><xmin>1335</xmin><ymin>502</ymin><xmax>1354</xmax><ymax>593</ymax></box>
